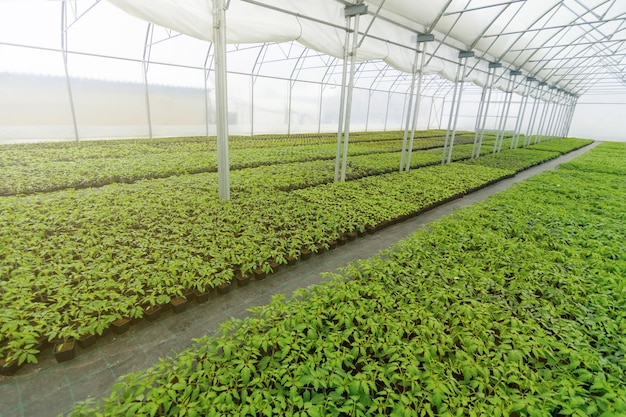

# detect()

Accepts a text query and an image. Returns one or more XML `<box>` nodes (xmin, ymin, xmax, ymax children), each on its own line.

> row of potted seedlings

<box><xmin>0</xmin><ymin>138</ymin><xmax>590</xmax><ymax>375</ymax></box>
<box><xmin>65</xmin><ymin>142</ymin><xmax>625</xmax><ymax>416</ymax></box>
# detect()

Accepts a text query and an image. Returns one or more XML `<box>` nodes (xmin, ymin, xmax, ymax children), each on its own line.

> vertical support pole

<box><xmin>287</xmin><ymin>80</ymin><xmax>293</xmax><ymax>135</ymax></box>
<box><xmin>142</xmin><ymin>24</ymin><xmax>154</xmax><ymax>139</ymax></box>
<box><xmin>250</xmin><ymin>78</ymin><xmax>255</xmax><ymax>135</ymax></box>
<box><xmin>476</xmin><ymin>63</ymin><xmax>501</xmax><ymax>157</ymax></box>
<box><xmin>340</xmin><ymin>11</ymin><xmax>362</xmax><ymax>182</ymax></box>
<box><xmin>534</xmin><ymin>83</ymin><xmax>551</xmax><ymax>144</ymax></box>
<box><xmin>400</xmin><ymin>42</ymin><xmax>420</xmax><ymax>172</ymax></box>
<box><xmin>399</xmin><ymin>92</ymin><xmax>408</xmax><ymax>133</ymax></box>
<box><xmin>551</xmin><ymin>91</ymin><xmax>566</xmax><ymax>140</ymax></box>
<box><xmin>560</xmin><ymin>96</ymin><xmax>570</xmax><ymax>138</ymax></box>
<box><xmin>383</xmin><ymin>92</ymin><xmax>391</xmax><ymax>131</ymax></box>
<box><xmin>334</xmin><ymin>18</ymin><xmax>351</xmax><ymax>182</ymax></box>
<box><xmin>439</xmin><ymin>98</ymin><xmax>445</xmax><ymax>130</ymax></box>
<box><xmin>204</xmin><ymin>70</ymin><xmax>210</xmax><ymax>136</ymax></box>
<box><xmin>443</xmin><ymin>51</ymin><xmax>472</xmax><ymax>164</ymax></box>
<box><xmin>496</xmin><ymin>70</ymin><xmax>521</xmax><ymax>152</ymax></box>
<box><xmin>524</xmin><ymin>81</ymin><xmax>541</xmax><ymax>147</ymax></box>
<box><xmin>563</xmin><ymin>95</ymin><xmax>575</xmax><ymax>138</ymax></box>
<box><xmin>556</xmin><ymin>94</ymin><xmax>567</xmax><ymax>139</ymax></box>
<box><xmin>442</xmin><ymin>59</ymin><xmax>463</xmax><ymax>163</ymax></box>
<box><xmin>564</xmin><ymin>96</ymin><xmax>578</xmax><ymax>138</ymax></box>
<box><xmin>541</xmin><ymin>87</ymin><xmax>558</xmax><ymax>142</ymax></box>
<box><xmin>365</xmin><ymin>91</ymin><xmax>372</xmax><ymax>132</ymax></box>
<box><xmin>560</xmin><ymin>96</ymin><xmax>572</xmax><ymax>139</ymax></box>
<box><xmin>494</xmin><ymin>73</ymin><xmax>515</xmax><ymax>153</ymax></box>
<box><xmin>427</xmin><ymin>97</ymin><xmax>434</xmax><ymax>130</ymax></box>
<box><xmin>511</xmin><ymin>78</ymin><xmax>531</xmax><ymax>149</ymax></box>
<box><xmin>61</xmin><ymin>3</ymin><xmax>79</xmax><ymax>142</ymax></box>
<box><xmin>472</xmin><ymin>66</ymin><xmax>494</xmax><ymax>158</ymax></box>
<box><xmin>557</xmin><ymin>93</ymin><xmax>572</xmax><ymax>139</ymax></box>
<box><xmin>203</xmin><ymin>45</ymin><xmax>213</xmax><ymax>137</ymax></box>
<box><xmin>213</xmin><ymin>0</ymin><xmax>230</xmax><ymax>200</ymax></box>
<box><xmin>472</xmin><ymin>70</ymin><xmax>490</xmax><ymax>157</ymax></box>
<box><xmin>318</xmin><ymin>84</ymin><xmax>324</xmax><ymax>134</ymax></box>
<box><xmin>405</xmin><ymin>42</ymin><xmax>430</xmax><ymax>172</ymax></box>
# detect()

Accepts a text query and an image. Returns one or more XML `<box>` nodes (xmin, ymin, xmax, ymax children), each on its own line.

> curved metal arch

<box><xmin>465</xmin><ymin>0</ymin><xmax>526</xmax><ymax>79</ymax></box>
<box><xmin>424</xmin><ymin>0</ymin><xmax>471</xmax><ymax>69</ymax></box>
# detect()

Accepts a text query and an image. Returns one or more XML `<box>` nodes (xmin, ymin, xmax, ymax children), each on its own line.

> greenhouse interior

<box><xmin>1</xmin><ymin>0</ymin><xmax>625</xmax><ymax>416</ymax></box>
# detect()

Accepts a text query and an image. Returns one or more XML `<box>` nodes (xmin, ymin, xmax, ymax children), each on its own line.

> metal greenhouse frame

<box><xmin>1</xmin><ymin>0</ymin><xmax>626</xmax><ymax>199</ymax></box>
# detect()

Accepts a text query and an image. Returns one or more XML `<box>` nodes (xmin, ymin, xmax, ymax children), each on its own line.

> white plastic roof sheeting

<box><xmin>107</xmin><ymin>0</ymin><xmax>626</xmax><ymax>96</ymax></box>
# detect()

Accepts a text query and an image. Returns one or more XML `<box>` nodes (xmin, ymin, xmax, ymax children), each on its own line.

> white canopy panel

<box><xmin>107</xmin><ymin>0</ymin><xmax>626</xmax><ymax>96</ymax></box>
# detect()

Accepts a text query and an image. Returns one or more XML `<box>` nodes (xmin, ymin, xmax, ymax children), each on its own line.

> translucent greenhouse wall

<box><xmin>1</xmin><ymin>0</ymin><xmax>625</xmax><ymax>144</ymax></box>
<box><xmin>0</xmin><ymin>72</ymin><xmax>420</xmax><ymax>143</ymax></box>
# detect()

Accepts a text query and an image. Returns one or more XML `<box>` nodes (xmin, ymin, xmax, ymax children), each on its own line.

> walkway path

<box><xmin>0</xmin><ymin>142</ymin><xmax>598</xmax><ymax>417</ymax></box>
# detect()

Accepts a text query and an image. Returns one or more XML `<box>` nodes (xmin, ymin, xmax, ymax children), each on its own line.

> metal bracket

<box><xmin>416</xmin><ymin>33</ymin><xmax>435</xmax><ymax>42</ymax></box>
<box><xmin>539</xmin><ymin>81</ymin><xmax>548</xmax><ymax>86</ymax></box>
<box><xmin>345</xmin><ymin>4</ymin><xmax>368</xmax><ymax>17</ymax></box>
<box><xmin>458</xmin><ymin>51</ymin><xmax>474</xmax><ymax>58</ymax></box>
<box><xmin>510</xmin><ymin>70</ymin><xmax>522</xmax><ymax>76</ymax></box>
<box><xmin>526</xmin><ymin>76</ymin><xmax>537</xmax><ymax>82</ymax></box>
<box><xmin>488</xmin><ymin>62</ymin><xmax>502</xmax><ymax>69</ymax></box>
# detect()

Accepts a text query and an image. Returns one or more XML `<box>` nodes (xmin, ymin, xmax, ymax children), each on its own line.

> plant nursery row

<box><xmin>0</xmin><ymin>131</ymin><xmax>487</xmax><ymax>196</ymax></box>
<box><xmin>66</xmin><ymin>141</ymin><xmax>625</xmax><ymax>416</ymax></box>
<box><xmin>0</xmin><ymin>136</ymin><xmax>590</xmax><ymax>373</ymax></box>
<box><xmin>0</xmin><ymin>130</ymin><xmax>455</xmax><ymax>167</ymax></box>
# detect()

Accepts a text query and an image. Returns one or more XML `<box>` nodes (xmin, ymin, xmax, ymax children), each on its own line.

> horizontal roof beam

<box><xmin>483</xmin><ymin>16</ymin><xmax>626</xmax><ymax>38</ymax></box>
<box><xmin>443</xmin><ymin>0</ymin><xmax>525</xmax><ymax>16</ymax></box>
<box><xmin>526</xmin><ymin>53</ymin><xmax>626</xmax><ymax>62</ymax></box>
<box><xmin>505</xmin><ymin>38</ymin><xmax>626</xmax><ymax>52</ymax></box>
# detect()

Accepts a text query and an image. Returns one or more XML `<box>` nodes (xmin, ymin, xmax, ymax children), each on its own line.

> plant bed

<box><xmin>0</xmin><ymin>137</ymin><xmax>584</xmax><ymax>369</ymax></box>
<box><xmin>169</xmin><ymin>296</ymin><xmax>188</xmax><ymax>313</ymax></box>
<box><xmin>66</xmin><ymin>143</ymin><xmax>626</xmax><ymax>416</ymax></box>
<box><xmin>53</xmin><ymin>339</ymin><xmax>76</xmax><ymax>363</ymax></box>
<box><xmin>77</xmin><ymin>333</ymin><xmax>97</xmax><ymax>349</ymax></box>
<box><xmin>144</xmin><ymin>304</ymin><xmax>163</xmax><ymax>321</ymax></box>
<box><xmin>111</xmin><ymin>318</ymin><xmax>132</xmax><ymax>334</ymax></box>
<box><xmin>300</xmin><ymin>249</ymin><xmax>312</xmax><ymax>260</ymax></box>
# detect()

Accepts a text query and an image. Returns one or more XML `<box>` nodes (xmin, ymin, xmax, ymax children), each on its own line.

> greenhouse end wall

<box><xmin>0</xmin><ymin>72</ymin><xmax>415</xmax><ymax>143</ymax></box>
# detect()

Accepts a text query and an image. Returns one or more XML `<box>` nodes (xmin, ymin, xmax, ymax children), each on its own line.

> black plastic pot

<box><xmin>53</xmin><ymin>340</ymin><xmax>76</xmax><ymax>363</ymax></box>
